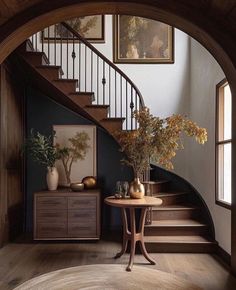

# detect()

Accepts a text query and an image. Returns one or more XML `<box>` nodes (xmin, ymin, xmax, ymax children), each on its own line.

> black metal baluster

<box><xmin>42</xmin><ymin>29</ymin><xmax>44</xmax><ymax>53</ymax></box>
<box><xmin>66</xmin><ymin>29</ymin><xmax>69</xmax><ymax>78</ymax></box>
<box><xmin>115</xmin><ymin>71</ymin><xmax>117</xmax><ymax>117</ymax></box>
<box><xmin>60</xmin><ymin>25</ymin><xmax>62</xmax><ymax>70</ymax></box>
<box><xmin>102</xmin><ymin>60</ymin><xmax>106</xmax><ymax>105</ymax></box>
<box><xmin>72</xmin><ymin>35</ymin><xmax>76</xmax><ymax>79</ymax></box>
<box><xmin>79</xmin><ymin>41</ymin><xmax>81</xmax><ymax>90</ymax></box>
<box><xmin>91</xmin><ymin>50</ymin><xmax>93</xmax><ymax>92</ymax></box>
<box><xmin>109</xmin><ymin>66</ymin><xmax>111</xmax><ymax>116</ymax></box>
<box><xmin>47</xmin><ymin>27</ymin><xmax>50</xmax><ymax>62</ymax></box>
<box><xmin>126</xmin><ymin>81</ymin><xmax>128</xmax><ymax>130</ymax></box>
<box><xmin>120</xmin><ymin>75</ymin><xmax>122</xmax><ymax>118</ymax></box>
<box><xmin>31</xmin><ymin>33</ymin><xmax>34</xmax><ymax>48</ymax></box>
<box><xmin>130</xmin><ymin>87</ymin><xmax>134</xmax><ymax>130</ymax></box>
<box><xmin>97</xmin><ymin>56</ymin><xmax>99</xmax><ymax>104</ymax></box>
<box><xmin>54</xmin><ymin>25</ymin><xmax>56</xmax><ymax>65</ymax></box>
<box><xmin>85</xmin><ymin>45</ymin><xmax>87</xmax><ymax>91</ymax></box>
<box><xmin>135</xmin><ymin>92</ymin><xmax>138</xmax><ymax>129</ymax></box>
<box><xmin>35</xmin><ymin>33</ymin><xmax>38</xmax><ymax>51</ymax></box>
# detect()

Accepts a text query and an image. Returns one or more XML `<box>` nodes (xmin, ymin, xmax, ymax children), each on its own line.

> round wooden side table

<box><xmin>104</xmin><ymin>196</ymin><xmax>162</xmax><ymax>271</ymax></box>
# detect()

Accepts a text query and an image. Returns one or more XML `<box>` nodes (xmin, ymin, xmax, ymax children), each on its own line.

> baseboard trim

<box><xmin>216</xmin><ymin>245</ymin><xmax>231</xmax><ymax>266</ymax></box>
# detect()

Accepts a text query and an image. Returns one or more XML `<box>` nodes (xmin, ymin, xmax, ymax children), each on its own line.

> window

<box><xmin>216</xmin><ymin>79</ymin><xmax>232</xmax><ymax>209</ymax></box>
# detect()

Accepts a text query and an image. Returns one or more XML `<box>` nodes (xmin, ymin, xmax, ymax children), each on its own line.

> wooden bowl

<box><xmin>70</xmin><ymin>182</ymin><xmax>84</xmax><ymax>192</ymax></box>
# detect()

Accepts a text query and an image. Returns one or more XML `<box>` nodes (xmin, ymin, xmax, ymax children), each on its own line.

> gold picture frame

<box><xmin>42</xmin><ymin>15</ymin><xmax>105</xmax><ymax>43</ymax></box>
<box><xmin>113</xmin><ymin>15</ymin><xmax>174</xmax><ymax>64</ymax></box>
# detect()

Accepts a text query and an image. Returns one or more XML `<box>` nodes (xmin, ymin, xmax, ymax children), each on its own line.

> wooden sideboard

<box><xmin>34</xmin><ymin>189</ymin><xmax>100</xmax><ymax>240</ymax></box>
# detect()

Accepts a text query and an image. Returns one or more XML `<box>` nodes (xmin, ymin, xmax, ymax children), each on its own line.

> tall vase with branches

<box><xmin>116</xmin><ymin>107</ymin><xmax>207</xmax><ymax>198</ymax></box>
<box><xmin>25</xmin><ymin>130</ymin><xmax>60</xmax><ymax>190</ymax></box>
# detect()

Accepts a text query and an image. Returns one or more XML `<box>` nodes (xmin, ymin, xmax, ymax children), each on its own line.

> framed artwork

<box><xmin>113</xmin><ymin>15</ymin><xmax>174</xmax><ymax>63</ymax></box>
<box><xmin>53</xmin><ymin>125</ymin><xmax>97</xmax><ymax>186</ymax></box>
<box><xmin>42</xmin><ymin>15</ymin><xmax>105</xmax><ymax>43</ymax></box>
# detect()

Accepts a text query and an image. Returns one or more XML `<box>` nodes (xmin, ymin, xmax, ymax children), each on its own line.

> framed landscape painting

<box><xmin>53</xmin><ymin>125</ymin><xmax>97</xmax><ymax>186</ymax></box>
<box><xmin>113</xmin><ymin>15</ymin><xmax>174</xmax><ymax>63</ymax></box>
<box><xmin>42</xmin><ymin>15</ymin><xmax>105</xmax><ymax>43</ymax></box>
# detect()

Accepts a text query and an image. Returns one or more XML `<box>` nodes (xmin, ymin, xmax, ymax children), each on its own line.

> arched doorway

<box><xmin>0</xmin><ymin>0</ymin><xmax>235</xmax><ymax>273</ymax></box>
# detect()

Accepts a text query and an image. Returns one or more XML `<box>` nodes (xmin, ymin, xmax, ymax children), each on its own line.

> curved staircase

<box><xmin>13</xmin><ymin>22</ymin><xmax>217</xmax><ymax>253</ymax></box>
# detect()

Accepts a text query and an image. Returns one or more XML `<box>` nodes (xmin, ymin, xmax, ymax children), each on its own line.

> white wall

<box><xmin>95</xmin><ymin>15</ymin><xmax>190</xmax><ymax>118</ymax></box>
<box><xmin>187</xmin><ymin>39</ymin><xmax>231</xmax><ymax>253</ymax></box>
<box><xmin>97</xmin><ymin>15</ymin><xmax>191</xmax><ymax>178</ymax></box>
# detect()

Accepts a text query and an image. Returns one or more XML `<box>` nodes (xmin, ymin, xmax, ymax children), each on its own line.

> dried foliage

<box><xmin>116</xmin><ymin>107</ymin><xmax>207</xmax><ymax>177</ymax></box>
<box><xmin>56</xmin><ymin>132</ymin><xmax>90</xmax><ymax>184</ymax></box>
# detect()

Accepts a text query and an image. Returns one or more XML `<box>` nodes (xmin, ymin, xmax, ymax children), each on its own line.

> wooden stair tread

<box><xmin>54</xmin><ymin>79</ymin><xmax>78</xmax><ymax>82</ymax></box>
<box><xmin>68</xmin><ymin>92</ymin><xmax>95</xmax><ymax>101</ymax></box>
<box><xmin>152</xmin><ymin>204</ymin><xmax>199</xmax><ymax>211</ymax></box>
<box><xmin>101</xmin><ymin>117</ymin><xmax>125</xmax><ymax>122</ymax></box>
<box><xmin>22</xmin><ymin>51</ymin><xmax>49</xmax><ymax>64</ymax></box>
<box><xmin>36</xmin><ymin>65</ymin><xmax>64</xmax><ymax>75</ymax></box>
<box><xmin>85</xmin><ymin>105</ymin><xmax>109</xmax><ymax>108</ymax></box>
<box><xmin>144</xmin><ymin>235</ymin><xmax>215</xmax><ymax>244</ymax></box>
<box><xmin>145</xmin><ymin>219</ymin><xmax>207</xmax><ymax>227</ymax></box>
<box><xmin>143</xmin><ymin>180</ymin><xmax>169</xmax><ymax>185</ymax></box>
<box><xmin>152</xmin><ymin>191</ymin><xmax>188</xmax><ymax>197</ymax></box>
<box><xmin>69</xmin><ymin>92</ymin><xmax>94</xmax><ymax>95</ymax></box>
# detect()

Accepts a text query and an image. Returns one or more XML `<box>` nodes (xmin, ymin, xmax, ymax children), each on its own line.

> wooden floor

<box><xmin>0</xmin><ymin>237</ymin><xmax>236</xmax><ymax>290</ymax></box>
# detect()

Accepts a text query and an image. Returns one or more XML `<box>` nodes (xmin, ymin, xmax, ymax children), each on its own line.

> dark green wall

<box><xmin>26</xmin><ymin>86</ymin><xmax>133</xmax><ymax>232</ymax></box>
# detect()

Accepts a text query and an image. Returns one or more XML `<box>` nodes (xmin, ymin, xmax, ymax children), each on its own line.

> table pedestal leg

<box><xmin>138</xmin><ymin>208</ymin><xmax>156</xmax><ymax>265</ymax></box>
<box><xmin>115</xmin><ymin>208</ymin><xmax>130</xmax><ymax>258</ymax></box>
<box><xmin>115</xmin><ymin>207</ymin><xmax>156</xmax><ymax>271</ymax></box>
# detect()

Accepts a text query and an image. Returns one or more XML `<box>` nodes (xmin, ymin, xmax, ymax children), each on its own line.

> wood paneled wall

<box><xmin>0</xmin><ymin>60</ymin><xmax>25</xmax><ymax>246</ymax></box>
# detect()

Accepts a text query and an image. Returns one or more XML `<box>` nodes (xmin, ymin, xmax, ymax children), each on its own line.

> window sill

<box><xmin>216</xmin><ymin>200</ymin><xmax>231</xmax><ymax>210</ymax></box>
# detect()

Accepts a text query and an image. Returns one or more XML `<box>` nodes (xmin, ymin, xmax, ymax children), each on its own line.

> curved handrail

<box><xmin>61</xmin><ymin>21</ymin><xmax>145</xmax><ymax>108</ymax></box>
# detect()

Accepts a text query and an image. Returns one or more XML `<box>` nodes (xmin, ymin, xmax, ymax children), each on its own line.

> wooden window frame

<box><xmin>215</xmin><ymin>78</ymin><xmax>231</xmax><ymax>210</ymax></box>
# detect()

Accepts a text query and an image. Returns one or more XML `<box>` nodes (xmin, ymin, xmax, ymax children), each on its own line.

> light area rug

<box><xmin>14</xmin><ymin>264</ymin><xmax>202</xmax><ymax>290</ymax></box>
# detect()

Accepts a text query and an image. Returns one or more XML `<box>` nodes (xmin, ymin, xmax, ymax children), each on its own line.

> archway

<box><xmin>0</xmin><ymin>0</ymin><xmax>236</xmax><ymax>273</ymax></box>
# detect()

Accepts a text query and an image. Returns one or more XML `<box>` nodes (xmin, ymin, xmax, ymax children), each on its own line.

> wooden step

<box><xmin>144</xmin><ymin>219</ymin><xmax>209</xmax><ymax>236</ymax></box>
<box><xmin>143</xmin><ymin>180</ymin><xmax>169</xmax><ymax>194</ymax></box>
<box><xmin>100</xmin><ymin>117</ymin><xmax>125</xmax><ymax>132</ymax></box>
<box><xmin>144</xmin><ymin>235</ymin><xmax>217</xmax><ymax>253</ymax></box>
<box><xmin>151</xmin><ymin>204</ymin><xmax>200</xmax><ymax>220</ymax></box>
<box><xmin>152</xmin><ymin>192</ymin><xmax>189</xmax><ymax>206</ymax></box>
<box><xmin>53</xmin><ymin>79</ymin><xmax>78</xmax><ymax>94</ymax></box>
<box><xmin>18</xmin><ymin>40</ymin><xmax>34</xmax><ymax>53</ymax></box>
<box><xmin>68</xmin><ymin>92</ymin><xmax>94</xmax><ymax>108</ymax></box>
<box><xmin>21</xmin><ymin>51</ymin><xmax>49</xmax><ymax>66</ymax></box>
<box><xmin>85</xmin><ymin>105</ymin><xmax>109</xmax><ymax>121</ymax></box>
<box><xmin>36</xmin><ymin>65</ymin><xmax>64</xmax><ymax>80</ymax></box>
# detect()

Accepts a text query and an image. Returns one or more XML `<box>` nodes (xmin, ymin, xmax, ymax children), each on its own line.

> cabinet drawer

<box><xmin>36</xmin><ymin>196</ymin><xmax>67</xmax><ymax>210</ymax></box>
<box><xmin>68</xmin><ymin>196</ymin><xmax>96</xmax><ymax>209</ymax></box>
<box><xmin>36</xmin><ymin>223</ymin><xmax>67</xmax><ymax>238</ymax></box>
<box><xmin>68</xmin><ymin>209</ymin><xmax>96</xmax><ymax>223</ymax></box>
<box><xmin>36</xmin><ymin>210</ymin><xmax>67</xmax><ymax>223</ymax></box>
<box><xmin>68</xmin><ymin>223</ymin><xmax>96</xmax><ymax>237</ymax></box>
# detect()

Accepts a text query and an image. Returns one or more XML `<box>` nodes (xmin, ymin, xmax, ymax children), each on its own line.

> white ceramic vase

<box><xmin>46</xmin><ymin>166</ymin><xmax>59</xmax><ymax>191</ymax></box>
